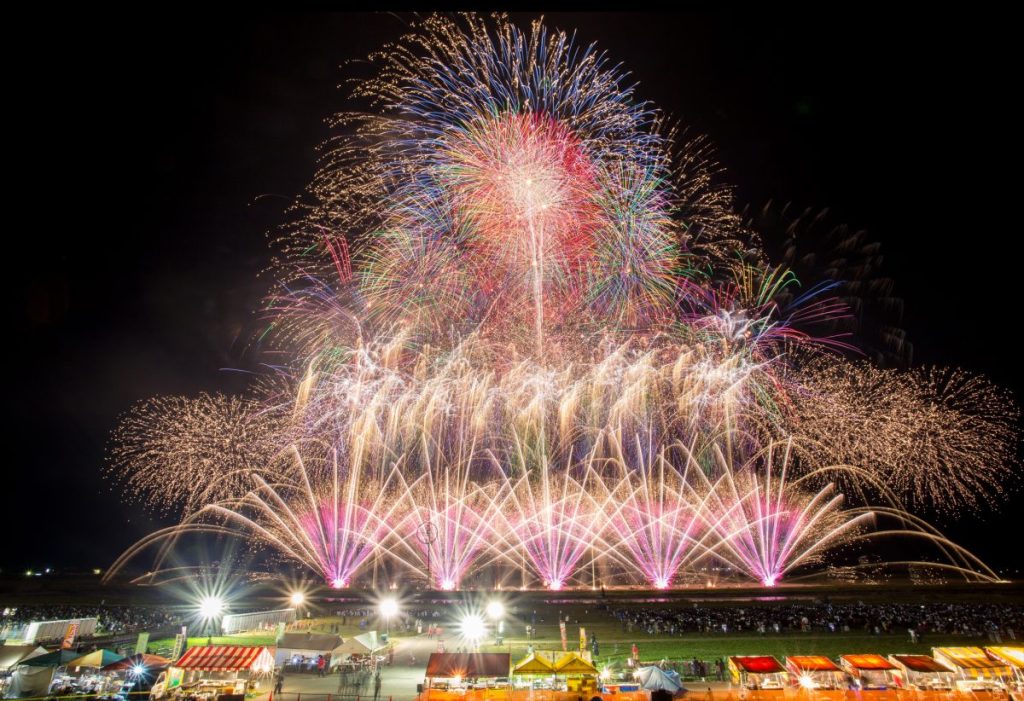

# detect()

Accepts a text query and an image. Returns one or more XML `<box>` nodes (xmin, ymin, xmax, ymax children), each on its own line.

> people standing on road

<box><xmin>274</xmin><ymin>672</ymin><xmax>284</xmax><ymax>695</ymax></box>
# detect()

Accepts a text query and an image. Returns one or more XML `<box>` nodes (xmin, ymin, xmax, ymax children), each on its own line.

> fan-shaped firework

<box><xmin>107</xmin><ymin>14</ymin><xmax>1017</xmax><ymax>590</ymax></box>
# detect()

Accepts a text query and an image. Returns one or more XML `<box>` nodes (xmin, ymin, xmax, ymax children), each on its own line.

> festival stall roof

<box><xmin>933</xmin><ymin>648</ymin><xmax>1012</xmax><ymax>679</ymax></box>
<box><xmin>513</xmin><ymin>653</ymin><xmax>555</xmax><ymax>675</ymax></box>
<box><xmin>554</xmin><ymin>653</ymin><xmax>598</xmax><ymax>675</ymax></box>
<box><xmin>173</xmin><ymin>646</ymin><xmax>275</xmax><ymax>673</ymax></box>
<box><xmin>18</xmin><ymin>649</ymin><xmax>81</xmax><ymax>667</ymax></box>
<box><xmin>102</xmin><ymin>653</ymin><xmax>172</xmax><ymax>673</ymax></box>
<box><xmin>985</xmin><ymin>647</ymin><xmax>1024</xmax><ymax>670</ymax></box>
<box><xmin>426</xmin><ymin>653</ymin><xmax>510</xmax><ymax>679</ymax></box>
<box><xmin>66</xmin><ymin>650</ymin><xmax>125</xmax><ymax>669</ymax></box>
<box><xmin>636</xmin><ymin>666</ymin><xmax>683</xmax><ymax>693</ymax></box>
<box><xmin>889</xmin><ymin>655</ymin><xmax>952</xmax><ymax>674</ymax></box>
<box><xmin>0</xmin><ymin>645</ymin><xmax>47</xmax><ymax>671</ymax></box>
<box><xmin>786</xmin><ymin>656</ymin><xmax>841</xmax><ymax>673</ymax></box>
<box><xmin>730</xmin><ymin>657</ymin><xmax>786</xmax><ymax>674</ymax></box>
<box><xmin>841</xmin><ymin>654</ymin><xmax>897</xmax><ymax>671</ymax></box>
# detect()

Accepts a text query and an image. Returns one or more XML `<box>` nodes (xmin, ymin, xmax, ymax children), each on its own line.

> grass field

<box><xmin>146</xmin><ymin>612</ymin><xmax>1004</xmax><ymax>674</ymax></box>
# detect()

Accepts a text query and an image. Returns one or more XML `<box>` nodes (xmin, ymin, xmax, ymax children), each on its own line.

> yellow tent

<box><xmin>985</xmin><ymin>647</ymin><xmax>1024</xmax><ymax>670</ymax></box>
<box><xmin>932</xmin><ymin>647</ymin><xmax>1012</xmax><ymax>680</ymax></box>
<box><xmin>554</xmin><ymin>653</ymin><xmax>598</xmax><ymax>676</ymax></box>
<box><xmin>513</xmin><ymin>653</ymin><xmax>556</xmax><ymax>675</ymax></box>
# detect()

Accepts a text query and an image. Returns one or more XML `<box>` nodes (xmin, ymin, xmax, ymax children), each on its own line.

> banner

<box><xmin>559</xmin><ymin>621</ymin><xmax>567</xmax><ymax>651</ymax></box>
<box><xmin>171</xmin><ymin>626</ymin><xmax>188</xmax><ymax>661</ymax></box>
<box><xmin>579</xmin><ymin>626</ymin><xmax>586</xmax><ymax>652</ymax></box>
<box><xmin>276</xmin><ymin>621</ymin><xmax>287</xmax><ymax>642</ymax></box>
<box><xmin>135</xmin><ymin>632</ymin><xmax>150</xmax><ymax>655</ymax></box>
<box><xmin>60</xmin><ymin>623</ymin><xmax>79</xmax><ymax>649</ymax></box>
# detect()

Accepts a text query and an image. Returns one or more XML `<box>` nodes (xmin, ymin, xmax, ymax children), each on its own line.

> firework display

<box><xmin>107</xmin><ymin>14</ymin><xmax>1018</xmax><ymax>590</ymax></box>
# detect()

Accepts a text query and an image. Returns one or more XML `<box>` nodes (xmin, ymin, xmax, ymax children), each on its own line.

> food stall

<box><xmin>933</xmin><ymin>647</ymin><xmax>1012</xmax><ymax>692</ymax></box>
<box><xmin>103</xmin><ymin>652</ymin><xmax>172</xmax><ymax>696</ymax></box>
<box><xmin>785</xmin><ymin>656</ymin><xmax>847</xmax><ymax>690</ymax></box>
<box><xmin>839</xmin><ymin>654</ymin><xmax>898</xmax><ymax>690</ymax></box>
<box><xmin>330</xmin><ymin>631</ymin><xmax>385</xmax><ymax>672</ymax></box>
<box><xmin>0</xmin><ymin>645</ymin><xmax>47</xmax><ymax>698</ymax></box>
<box><xmin>728</xmin><ymin>656</ymin><xmax>788</xmax><ymax>692</ymax></box>
<box><xmin>15</xmin><ymin>649</ymin><xmax>98</xmax><ymax>697</ymax></box>
<box><xmin>152</xmin><ymin>645</ymin><xmax>275</xmax><ymax>700</ymax></box>
<box><xmin>554</xmin><ymin>652</ymin><xmax>599</xmax><ymax>698</ymax></box>
<box><xmin>275</xmin><ymin>632</ymin><xmax>341</xmax><ymax>672</ymax></box>
<box><xmin>888</xmin><ymin>655</ymin><xmax>955</xmax><ymax>691</ymax></box>
<box><xmin>511</xmin><ymin>652</ymin><xmax>556</xmax><ymax>690</ymax></box>
<box><xmin>423</xmin><ymin>652</ymin><xmax>510</xmax><ymax>700</ymax></box>
<box><xmin>985</xmin><ymin>648</ymin><xmax>1024</xmax><ymax>690</ymax></box>
<box><xmin>54</xmin><ymin>649</ymin><xmax>126</xmax><ymax>696</ymax></box>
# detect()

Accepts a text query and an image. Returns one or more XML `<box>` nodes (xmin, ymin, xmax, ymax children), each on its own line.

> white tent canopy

<box><xmin>329</xmin><ymin>632</ymin><xmax>383</xmax><ymax>666</ymax></box>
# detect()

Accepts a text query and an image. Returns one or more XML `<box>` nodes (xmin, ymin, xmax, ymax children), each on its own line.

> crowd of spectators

<box><xmin>609</xmin><ymin>601</ymin><xmax>1023</xmax><ymax>642</ymax></box>
<box><xmin>1</xmin><ymin>604</ymin><xmax>182</xmax><ymax>637</ymax></box>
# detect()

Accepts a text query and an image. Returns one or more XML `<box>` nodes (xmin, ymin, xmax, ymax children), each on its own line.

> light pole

<box><xmin>418</xmin><ymin>521</ymin><xmax>438</xmax><ymax>589</ymax></box>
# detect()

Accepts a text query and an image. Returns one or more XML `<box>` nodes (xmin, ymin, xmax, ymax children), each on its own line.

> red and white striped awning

<box><xmin>174</xmin><ymin>646</ymin><xmax>274</xmax><ymax>672</ymax></box>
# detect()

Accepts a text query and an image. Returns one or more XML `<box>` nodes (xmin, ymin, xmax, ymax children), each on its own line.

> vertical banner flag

<box><xmin>171</xmin><ymin>626</ymin><xmax>188</xmax><ymax>661</ymax></box>
<box><xmin>60</xmin><ymin>623</ymin><xmax>79</xmax><ymax>649</ymax></box>
<box><xmin>276</xmin><ymin>621</ymin><xmax>287</xmax><ymax>642</ymax></box>
<box><xmin>135</xmin><ymin>632</ymin><xmax>150</xmax><ymax>655</ymax></box>
<box><xmin>559</xmin><ymin>621</ymin><xmax>567</xmax><ymax>651</ymax></box>
<box><xmin>579</xmin><ymin>627</ymin><xmax>587</xmax><ymax>652</ymax></box>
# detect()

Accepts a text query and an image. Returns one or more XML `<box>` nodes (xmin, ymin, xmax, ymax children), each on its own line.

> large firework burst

<box><xmin>107</xmin><ymin>14</ymin><xmax>1017</xmax><ymax>590</ymax></box>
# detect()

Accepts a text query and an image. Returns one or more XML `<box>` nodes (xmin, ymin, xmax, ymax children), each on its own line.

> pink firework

<box><xmin>604</xmin><ymin>441</ymin><xmax>709</xmax><ymax>589</ymax></box>
<box><xmin>701</xmin><ymin>441</ymin><xmax>872</xmax><ymax>586</ymax></box>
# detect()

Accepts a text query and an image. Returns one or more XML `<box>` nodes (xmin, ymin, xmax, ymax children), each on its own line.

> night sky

<box><xmin>9</xmin><ymin>12</ymin><xmax>1022</xmax><ymax>577</ymax></box>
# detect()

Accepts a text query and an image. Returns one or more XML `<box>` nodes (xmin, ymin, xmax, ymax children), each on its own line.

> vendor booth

<box><xmin>785</xmin><ymin>656</ymin><xmax>847</xmax><ymax>690</ymax></box>
<box><xmin>50</xmin><ymin>649</ymin><xmax>125</xmax><ymax>696</ymax></box>
<box><xmin>933</xmin><ymin>647</ymin><xmax>1012</xmax><ymax>692</ymax></box>
<box><xmin>0</xmin><ymin>645</ymin><xmax>47</xmax><ymax>698</ymax></box>
<box><xmin>554</xmin><ymin>652</ymin><xmax>599</xmax><ymax>698</ymax></box>
<box><xmin>511</xmin><ymin>652</ymin><xmax>556</xmax><ymax>690</ymax></box>
<box><xmin>888</xmin><ymin>655</ymin><xmax>955</xmax><ymax>691</ymax></box>
<box><xmin>13</xmin><ymin>649</ymin><xmax>85</xmax><ymax>698</ymax></box>
<box><xmin>275</xmin><ymin>632</ymin><xmax>341</xmax><ymax>671</ymax></box>
<box><xmin>152</xmin><ymin>645</ymin><xmax>274</xmax><ymax>700</ymax></box>
<box><xmin>985</xmin><ymin>648</ymin><xmax>1024</xmax><ymax>689</ymax></box>
<box><xmin>103</xmin><ymin>653</ymin><xmax>172</xmax><ymax>696</ymax></box>
<box><xmin>424</xmin><ymin>652</ymin><xmax>510</xmax><ymax>698</ymax></box>
<box><xmin>728</xmin><ymin>656</ymin><xmax>788</xmax><ymax>691</ymax></box>
<box><xmin>330</xmin><ymin>631</ymin><xmax>384</xmax><ymax>671</ymax></box>
<box><xmin>840</xmin><ymin>654</ymin><xmax>898</xmax><ymax>690</ymax></box>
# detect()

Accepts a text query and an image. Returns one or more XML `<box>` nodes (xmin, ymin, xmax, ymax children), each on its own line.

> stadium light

<box><xmin>485</xmin><ymin>600</ymin><xmax>504</xmax><ymax>620</ymax></box>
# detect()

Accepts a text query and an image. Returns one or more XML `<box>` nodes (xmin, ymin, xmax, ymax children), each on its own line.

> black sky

<box><xmin>9</xmin><ymin>12</ymin><xmax>1023</xmax><ymax>577</ymax></box>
